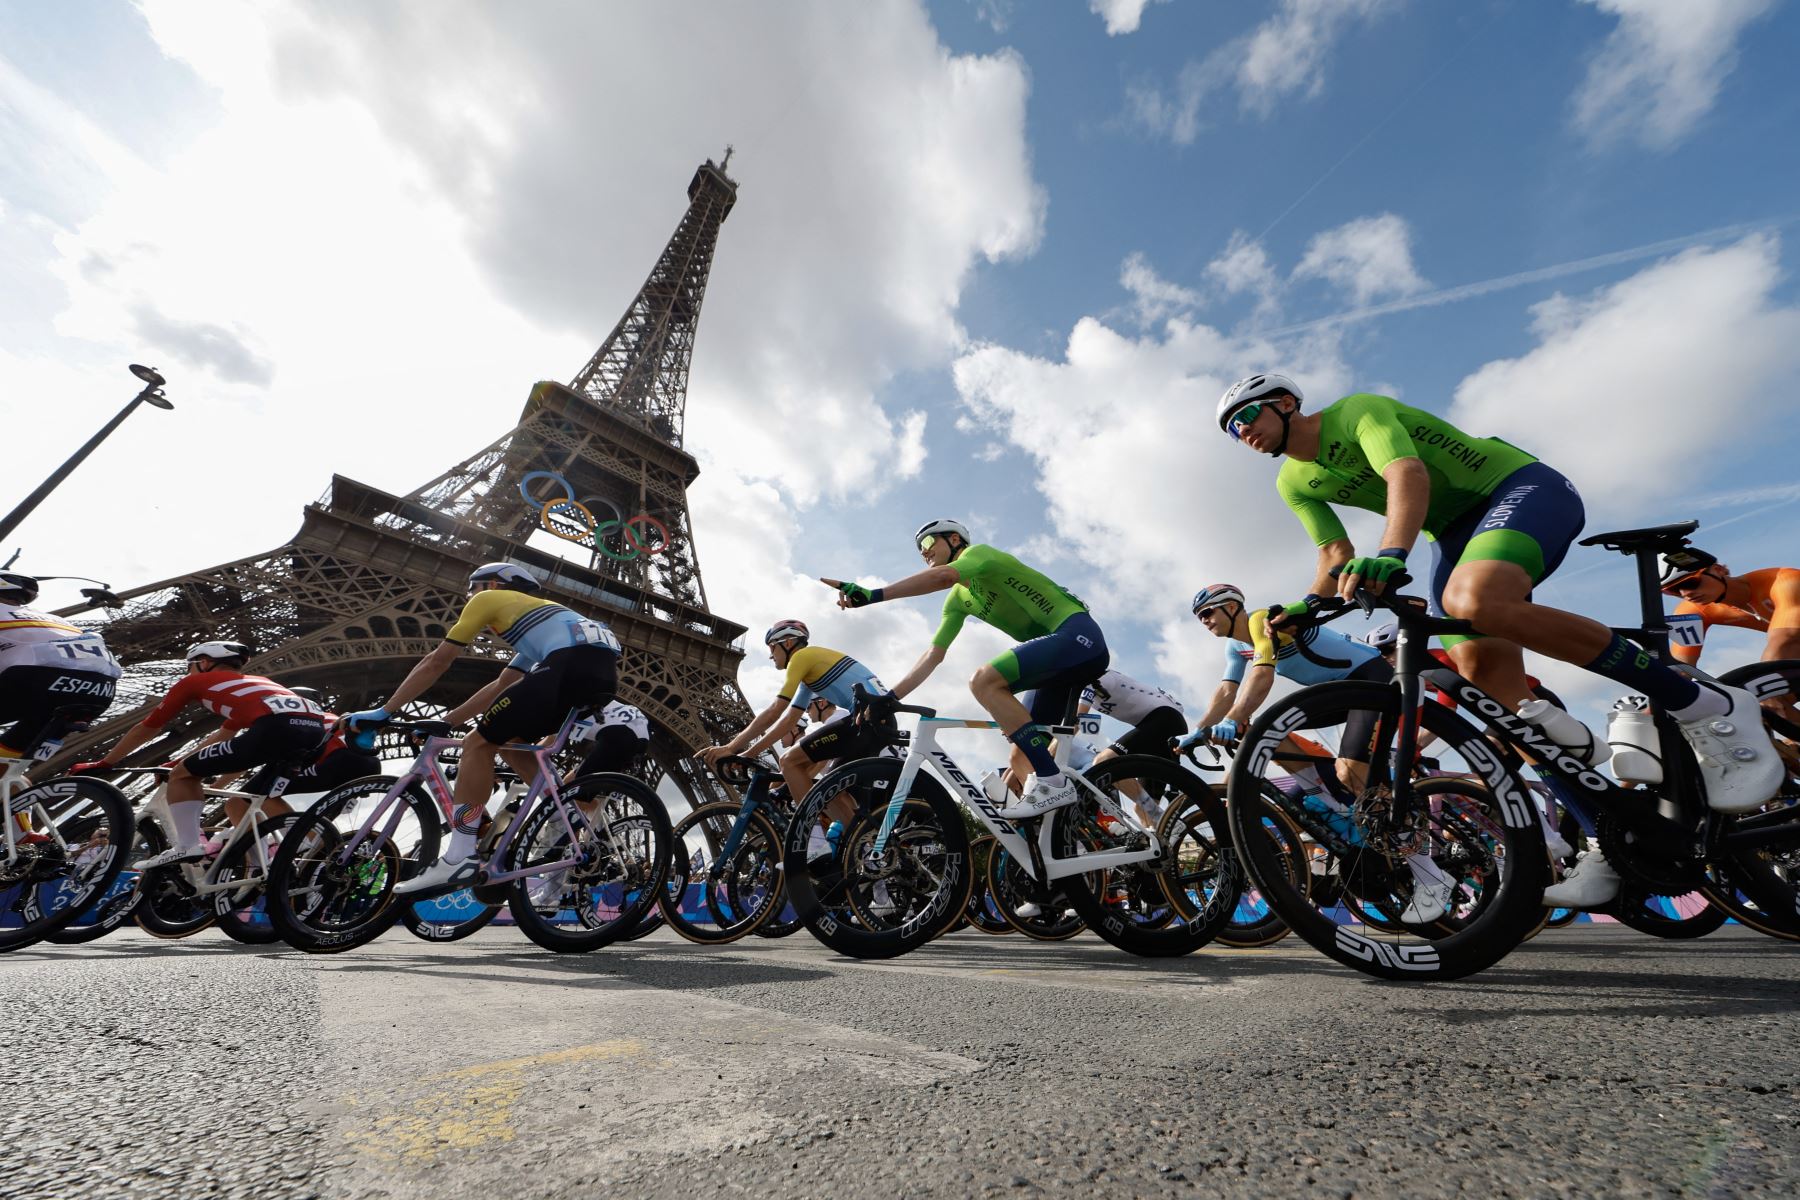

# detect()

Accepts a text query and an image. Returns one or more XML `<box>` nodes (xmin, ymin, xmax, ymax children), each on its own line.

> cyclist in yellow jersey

<box><xmin>344</xmin><ymin>561</ymin><xmax>622</xmax><ymax>897</ymax></box>
<box><xmin>698</xmin><ymin>619</ymin><xmax>889</xmax><ymax>834</ymax></box>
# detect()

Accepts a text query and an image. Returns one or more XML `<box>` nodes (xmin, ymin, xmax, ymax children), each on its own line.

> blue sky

<box><xmin>3</xmin><ymin>0</ymin><xmax>1798</xmax><ymax>732</ymax></box>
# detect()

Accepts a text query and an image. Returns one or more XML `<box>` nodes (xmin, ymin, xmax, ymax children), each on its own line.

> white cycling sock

<box><xmin>168</xmin><ymin>800</ymin><xmax>205</xmax><ymax>849</ymax></box>
<box><xmin>1669</xmin><ymin>680</ymin><xmax>1730</xmax><ymax>722</ymax></box>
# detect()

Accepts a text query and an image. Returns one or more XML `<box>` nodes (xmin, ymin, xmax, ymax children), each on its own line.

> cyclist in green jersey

<box><xmin>823</xmin><ymin>519</ymin><xmax>1108</xmax><ymax>819</ymax></box>
<box><xmin>1217</xmin><ymin>374</ymin><xmax>1781</xmax><ymax>839</ymax></box>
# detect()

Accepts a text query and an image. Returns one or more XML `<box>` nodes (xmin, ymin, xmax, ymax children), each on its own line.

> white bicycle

<box><xmin>781</xmin><ymin>689</ymin><xmax>1241</xmax><ymax>959</ymax></box>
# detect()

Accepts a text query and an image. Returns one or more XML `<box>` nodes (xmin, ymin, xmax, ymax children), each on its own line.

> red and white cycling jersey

<box><xmin>144</xmin><ymin>670</ymin><xmax>320</xmax><ymax>732</ymax></box>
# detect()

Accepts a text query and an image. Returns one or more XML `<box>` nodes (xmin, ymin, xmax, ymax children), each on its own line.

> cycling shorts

<box><xmin>794</xmin><ymin>711</ymin><xmax>895</xmax><ymax>765</ymax></box>
<box><xmin>578</xmin><ymin>724</ymin><xmax>647</xmax><ymax>776</ymax></box>
<box><xmin>0</xmin><ymin>664</ymin><xmax>120</xmax><ymax>755</ymax></box>
<box><xmin>1428</xmin><ymin>461</ymin><xmax>1585</xmax><ymax>641</ymax></box>
<box><xmin>1107</xmin><ymin>705</ymin><xmax>1187</xmax><ymax>759</ymax></box>
<box><xmin>993</xmin><ymin>611</ymin><xmax>1110</xmax><ymax>726</ymax></box>
<box><xmin>476</xmin><ymin>644</ymin><xmax>618</xmax><ymax>744</ymax></box>
<box><xmin>185</xmin><ymin>713</ymin><xmax>329</xmax><ymax>778</ymax></box>
<box><xmin>243</xmin><ymin>745</ymin><xmax>380</xmax><ymax>797</ymax></box>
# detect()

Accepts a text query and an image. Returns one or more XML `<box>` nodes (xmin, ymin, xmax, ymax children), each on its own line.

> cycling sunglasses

<box><xmin>1663</xmin><ymin>573</ymin><xmax>1711</xmax><ymax>596</ymax></box>
<box><xmin>917</xmin><ymin>534</ymin><xmax>939</xmax><ymax>553</ymax></box>
<box><xmin>1226</xmin><ymin>403</ymin><xmax>1262</xmax><ymax>440</ymax></box>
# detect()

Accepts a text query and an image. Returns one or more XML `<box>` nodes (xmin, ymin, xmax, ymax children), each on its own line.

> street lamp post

<box><xmin>0</xmin><ymin>365</ymin><xmax>173</xmax><ymax>544</ymax></box>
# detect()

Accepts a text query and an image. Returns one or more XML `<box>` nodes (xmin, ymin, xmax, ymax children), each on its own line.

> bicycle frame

<box><xmin>123</xmin><ymin>769</ymin><xmax>289</xmax><ymax>899</ymax></box>
<box><xmin>326</xmin><ymin>712</ymin><xmax>603</xmax><ymax>887</ymax></box>
<box><xmin>874</xmin><ymin>712</ymin><xmax>1162</xmax><ymax>882</ymax></box>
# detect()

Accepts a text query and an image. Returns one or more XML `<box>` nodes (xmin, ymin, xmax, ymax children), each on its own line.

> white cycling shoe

<box><xmin>996</xmin><ymin>773</ymin><xmax>1078</xmax><ymax>820</ymax></box>
<box><xmin>1541</xmin><ymin>849</ymin><xmax>1621</xmax><ymax>910</ymax></box>
<box><xmin>1677</xmin><ymin>684</ymin><xmax>1784</xmax><ymax>813</ymax></box>
<box><xmin>132</xmin><ymin>844</ymin><xmax>204</xmax><ymax>871</ymax></box>
<box><xmin>1398</xmin><ymin>855</ymin><xmax>1456</xmax><ymax>925</ymax></box>
<box><xmin>394</xmin><ymin>855</ymin><xmax>481</xmax><ymax>896</ymax></box>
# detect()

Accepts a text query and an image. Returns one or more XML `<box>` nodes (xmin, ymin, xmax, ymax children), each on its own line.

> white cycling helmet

<box><xmin>187</xmin><ymin>640</ymin><xmax>250</xmax><ymax>665</ymax></box>
<box><xmin>1217</xmin><ymin>374</ymin><xmax>1304</xmax><ymax>453</ymax></box>
<box><xmin>764</xmin><ymin>618</ymin><xmax>810</xmax><ymax>646</ymax></box>
<box><xmin>0</xmin><ymin>571</ymin><xmax>39</xmax><ymax>604</ymax></box>
<box><xmin>1190</xmin><ymin>583</ymin><xmax>1246</xmax><ymax>616</ymax></box>
<box><xmin>1365</xmin><ymin>622</ymin><xmax>1399</xmax><ymax>651</ymax></box>
<box><xmin>468</xmin><ymin>562</ymin><xmax>541</xmax><ymax>592</ymax></box>
<box><xmin>913</xmin><ymin>518</ymin><xmax>970</xmax><ymax>554</ymax></box>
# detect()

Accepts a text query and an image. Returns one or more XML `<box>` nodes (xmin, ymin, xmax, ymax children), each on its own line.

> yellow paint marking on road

<box><xmin>343</xmin><ymin>1039</ymin><xmax>648</xmax><ymax>1164</ymax></box>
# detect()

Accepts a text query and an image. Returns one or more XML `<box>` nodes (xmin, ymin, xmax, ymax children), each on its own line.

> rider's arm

<box><xmin>95</xmin><ymin>720</ymin><xmax>162</xmax><ymax>767</ymax></box>
<box><xmin>1373</xmin><ymin>457</ymin><xmax>1430</xmax><ymax>560</ymax></box>
<box><xmin>1763</xmin><ymin>569</ymin><xmax>1800</xmax><ymax>661</ymax></box>
<box><xmin>1193</xmin><ymin>680</ymin><xmax>1238</xmax><ymax>728</ymax></box>
<box><xmin>449</xmin><ymin>667</ymin><xmax>522</xmax><ymax>725</ymax></box>
<box><xmin>1308</xmin><ymin>539</ymin><xmax>1355</xmax><ymax>597</ymax></box>
<box><xmin>868</xmin><ymin>565</ymin><xmax>962</xmax><ymax>602</ymax></box>
<box><xmin>746</xmin><ymin>706</ymin><xmax>804</xmax><ymax>757</ymax></box>
<box><xmin>378</xmin><ymin>641</ymin><xmax>462</xmax><ymax>713</ymax></box>
<box><xmin>889</xmin><ymin>644</ymin><xmax>946</xmax><ymax>699</ymax></box>
<box><xmin>94</xmin><ymin>676</ymin><xmax>198</xmax><ymax>766</ymax></box>
<box><xmin>705</xmin><ymin>696</ymin><xmax>791</xmax><ymax>761</ymax></box>
<box><xmin>1228</xmin><ymin>666</ymin><xmax>1276</xmax><ymax>725</ymax></box>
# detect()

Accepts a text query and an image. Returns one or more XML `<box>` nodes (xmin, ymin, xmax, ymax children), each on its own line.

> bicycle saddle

<box><xmin>1578</xmin><ymin>520</ymin><xmax>1698</xmax><ymax>555</ymax></box>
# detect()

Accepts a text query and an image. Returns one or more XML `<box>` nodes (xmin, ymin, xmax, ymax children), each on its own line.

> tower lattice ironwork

<box><xmin>49</xmin><ymin>157</ymin><xmax>752</xmax><ymax>807</ymax></box>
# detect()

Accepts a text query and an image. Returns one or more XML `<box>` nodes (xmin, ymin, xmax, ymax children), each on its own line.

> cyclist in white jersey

<box><xmin>0</xmin><ymin>573</ymin><xmax>122</xmax><ymax>760</ymax></box>
<box><xmin>566</xmin><ymin>700</ymin><xmax>650</xmax><ymax>777</ymax></box>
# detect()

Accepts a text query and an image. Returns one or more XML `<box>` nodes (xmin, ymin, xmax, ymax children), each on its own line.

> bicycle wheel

<box><xmin>1609</xmin><ymin>886</ymin><xmax>1728</xmax><ymax>939</ymax></box>
<box><xmin>985</xmin><ymin>843</ymin><xmax>1083</xmax><ymax>940</ymax></box>
<box><xmin>1705</xmin><ymin>660</ymin><xmax>1800</xmax><ymax>937</ymax></box>
<box><xmin>265</xmin><ymin>776</ymin><xmax>438</xmax><ymax>953</ymax></box>
<box><xmin>400</xmin><ymin>891</ymin><xmax>505</xmax><ymax>943</ymax></box>
<box><xmin>1055</xmin><ymin>755</ymin><xmax>1238</xmax><ymax>957</ymax></box>
<box><xmin>1228</xmin><ymin>682</ymin><xmax>1549</xmax><ymax>982</ymax></box>
<box><xmin>210</xmin><ymin>813</ymin><xmax>301</xmax><ymax>946</ymax></box>
<box><xmin>504</xmin><ymin>774</ymin><xmax>670</xmax><ymax>954</ymax></box>
<box><xmin>0</xmin><ymin>777</ymin><xmax>134</xmax><ymax>953</ymax></box>
<box><xmin>660</xmin><ymin>801</ymin><xmax>784</xmax><ymax>945</ymax></box>
<box><xmin>1159</xmin><ymin>780</ymin><xmax>1300</xmax><ymax>949</ymax></box>
<box><xmin>783</xmin><ymin>757</ymin><xmax>972</xmax><ymax>960</ymax></box>
<box><xmin>963</xmin><ymin>836</ymin><xmax>1012</xmax><ymax>935</ymax></box>
<box><xmin>43</xmin><ymin>868</ymin><xmax>142</xmax><ymax>944</ymax></box>
<box><xmin>132</xmin><ymin>819</ymin><xmax>217</xmax><ymax>940</ymax></box>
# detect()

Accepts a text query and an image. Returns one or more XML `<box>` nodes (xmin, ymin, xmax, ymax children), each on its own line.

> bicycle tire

<box><xmin>985</xmin><ymin>843</ymin><xmax>1083</xmax><ymax>940</ymax></box>
<box><xmin>840</xmin><ymin>801</ymin><xmax>971</xmax><ymax>940</ymax></box>
<box><xmin>963</xmin><ymin>836</ymin><xmax>1013</xmax><ymax>935</ymax></box>
<box><xmin>783</xmin><ymin>758</ymin><xmax>972</xmax><ymax>959</ymax></box>
<box><xmin>265</xmin><ymin>776</ymin><xmax>437</xmax><ymax>953</ymax></box>
<box><xmin>400</xmin><ymin>892</ymin><xmax>505</xmax><ymax>942</ymax></box>
<box><xmin>1609</xmin><ymin>887</ymin><xmax>1728</xmax><ymax>939</ymax></box>
<box><xmin>1705</xmin><ymin>659</ymin><xmax>1800</xmax><ymax>939</ymax></box>
<box><xmin>210</xmin><ymin>812</ymin><xmax>302</xmax><ymax>946</ymax></box>
<box><xmin>660</xmin><ymin>801</ymin><xmax>785</xmax><ymax>945</ymax></box>
<box><xmin>0</xmin><ymin>777</ymin><xmax>134</xmax><ymax>953</ymax></box>
<box><xmin>504</xmin><ymin>773</ymin><xmax>670</xmax><ymax>953</ymax></box>
<box><xmin>1158</xmin><ymin>781</ymin><xmax>1300</xmax><ymax>949</ymax></box>
<box><xmin>1228</xmin><ymin>681</ymin><xmax>1548</xmax><ymax>981</ymax></box>
<box><xmin>1544</xmin><ymin>907</ymin><xmax>1581</xmax><ymax>929</ymax></box>
<box><xmin>132</xmin><ymin>819</ymin><xmax>217</xmax><ymax>940</ymax></box>
<box><xmin>1055</xmin><ymin>754</ymin><xmax>1237</xmax><ymax>957</ymax></box>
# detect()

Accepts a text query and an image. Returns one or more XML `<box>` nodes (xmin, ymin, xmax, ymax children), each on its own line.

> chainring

<box><xmin>1595</xmin><ymin>812</ymin><xmax>1706</xmax><ymax>895</ymax></box>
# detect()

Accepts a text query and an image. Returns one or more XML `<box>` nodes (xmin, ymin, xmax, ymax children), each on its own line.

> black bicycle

<box><xmin>1227</xmin><ymin>521</ymin><xmax>1800</xmax><ymax>981</ymax></box>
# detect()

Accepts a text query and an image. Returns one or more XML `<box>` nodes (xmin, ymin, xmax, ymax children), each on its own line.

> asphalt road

<box><xmin>3</xmin><ymin>925</ymin><xmax>1796</xmax><ymax>1199</ymax></box>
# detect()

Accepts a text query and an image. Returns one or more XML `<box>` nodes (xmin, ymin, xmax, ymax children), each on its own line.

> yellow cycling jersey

<box><xmin>774</xmin><ymin>645</ymin><xmax>884</xmax><ymax>711</ymax></box>
<box><xmin>445</xmin><ymin>589</ymin><xmax>620</xmax><ymax>672</ymax></box>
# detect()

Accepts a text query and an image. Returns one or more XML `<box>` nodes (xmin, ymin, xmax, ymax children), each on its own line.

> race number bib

<box><xmin>264</xmin><ymin>694</ymin><xmax>325</xmax><ymax>716</ymax></box>
<box><xmin>1666</xmin><ymin>613</ymin><xmax>1705</xmax><ymax>650</ymax></box>
<box><xmin>576</xmin><ymin>620</ymin><xmax>622</xmax><ymax>654</ymax></box>
<box><xmin>1079</xmin><ymin>713</ymin><xmax>1103</xmax><ymax>740</ymax></box>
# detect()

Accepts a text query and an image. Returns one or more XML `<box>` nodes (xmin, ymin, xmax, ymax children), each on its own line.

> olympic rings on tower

<box><xmin>517</xmin><ymin>471</ymin><xmax>672</xmax><ymax>562</ymax></box>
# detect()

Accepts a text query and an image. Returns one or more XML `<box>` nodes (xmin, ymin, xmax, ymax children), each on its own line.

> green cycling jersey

<box><xmin>931</xmin><ymin>543</ymin><xmax>1088</xmax><ymax>648</ymax></box>
<box><xmin>1276</xmin><ymin>393</ymin><xmax>1539</xmax><ymax>546</ymax></box>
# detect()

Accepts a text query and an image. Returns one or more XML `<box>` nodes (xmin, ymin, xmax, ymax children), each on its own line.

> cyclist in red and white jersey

<box><xmin>75</xmin><ymin>640</ymin><xmax>326</xmax><ymax>868</ymax></box>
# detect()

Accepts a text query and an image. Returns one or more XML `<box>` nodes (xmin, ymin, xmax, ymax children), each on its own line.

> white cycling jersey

<box><xmin>571</xmin><ymin>700</ymin><xmax>649</xmax><ymax>742</ymax></box>
<box><xmin>0</xmin><ymin>603</ymin><xmax>121</xmax><ymax>677</ymax></box>
<box><xmin>1081</xmin><ymin>669</ymin><xmax>1181</xmax><ymax>727</ymax></box>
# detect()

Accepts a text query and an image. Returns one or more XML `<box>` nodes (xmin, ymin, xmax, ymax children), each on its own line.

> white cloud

<box><xmin>952</xmin><ymin>309</ymin><xmax>1359</xmax><ymax>704</ymax></box>
<box><xmin>1572</xmin><ymin>0</ymin><xmax>1774</xmax><ymax>150</ymax></box>
<box><xmin>1091</xmin><ymin>0</ymin><xmax>1170</xmax><ymax>37</ymax></box>
<box><xmin>1121</xmin><ymin>0</ymin><xmax>1396</xmax><ymax>141</ymax></box>
<box><xmin>1451</xmin><ymin>234</ymin><xmax>1800</xmax><ymax>506</ymax></box>
<box><xmin>1205</xmin><ymin>231</ymin><xmax>1282</xmax><ymax>321</ymax></box>
<box><xmin>1292</xmin><ymin>213</ymin><xmax>1428</xmax><ymax>306</ymax></box>
<box><xmin>1120</xmin><ymin>251</ymin><xmax>1200</xmax><ymax>326</ymax></box>
<box><xmin>1</xmin><ymin>1</ymin><xmax>1042</xmax><ymax>618</ymax></box>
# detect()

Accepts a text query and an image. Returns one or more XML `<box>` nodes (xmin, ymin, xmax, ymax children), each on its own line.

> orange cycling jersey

<box><xmin>1670</xmin><ymin>567</ymin><xmax>1800</xmax><ymax>664</ymax></box>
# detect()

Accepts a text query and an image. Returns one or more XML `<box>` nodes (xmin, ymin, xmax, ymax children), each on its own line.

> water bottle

<box><xmin>1606</xmin><ymin>697</ymin><xmax>1663</xmax><ymax>786</ymax></box>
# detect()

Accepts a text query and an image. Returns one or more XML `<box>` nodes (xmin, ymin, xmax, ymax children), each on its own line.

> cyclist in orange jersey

<box><xmin>1660</xmin><ymin>547</ymin><xmax>1800</xmax><ymax>666</ymax></box>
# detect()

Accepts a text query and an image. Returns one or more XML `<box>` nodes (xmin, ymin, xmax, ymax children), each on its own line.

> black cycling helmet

<box><xmin>468</xmin><ymin>562</ymin><xmax>542</xmax><ymax>592</ymax></box>
<box><xmin>0</xmin><ymin>572</ymin><xmax>40</xmax><ymax>604</ymax></box>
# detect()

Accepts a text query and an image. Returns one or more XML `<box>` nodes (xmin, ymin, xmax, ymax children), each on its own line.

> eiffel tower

<box><xmin>50</xmin><ymin>155</ymin><xmax>753</xmax><ymax>808</ymax></box>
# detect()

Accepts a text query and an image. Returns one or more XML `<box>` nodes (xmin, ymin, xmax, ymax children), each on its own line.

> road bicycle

<box><xmin>264</xmin><ymin>710</ymin><xmax>670</xmax><ymax>954</ymax></box>
<box><xmin>658</xmin><ymin>754</ymin><xmax>791</xmax><ymax>944</ymax></box>
<box><xmin>1158</xmin><ymin>745</ymin><xmax>1304</xmax><ymax>949</ymax></box>
<box><xmin>1227</xmin><ymin>520</ymin><xmax>1800</xmax><ymax>981</ymax></box>
<box><xmin>0</xmin><ymin>721</ymin><xmax>132</xmax><ymax>952</ymax></box>
<box><xmin>782</xmin><ymin>688</ymin><xmax>1240</xmax><ymax>960</ymax></box>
